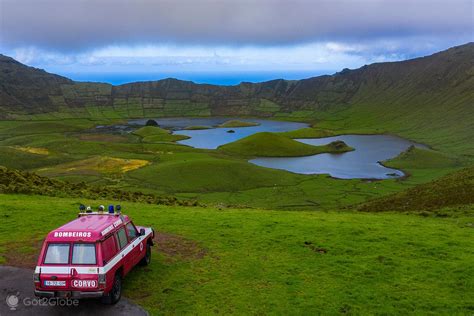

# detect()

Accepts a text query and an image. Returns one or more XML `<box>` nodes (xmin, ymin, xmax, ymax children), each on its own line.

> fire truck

<box><xmin>33</xmin><ymin>205</ymin><xmax>154</xmax><ymax>304</ymax></box>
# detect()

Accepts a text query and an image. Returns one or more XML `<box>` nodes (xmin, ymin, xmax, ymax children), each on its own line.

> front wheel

<box><xmin>140</xmin><ymin>243</ymin><xmax>151</xmax><ymax>266</ymax></box>
<box><xmin>102</xmin><ymin>274</ymin><xmax>122</xmax><ymax>305</ymax></box>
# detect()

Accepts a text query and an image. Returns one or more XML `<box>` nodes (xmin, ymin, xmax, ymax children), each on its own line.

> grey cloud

<box><xmin>0</xmin><ymin>0</ymin><xmax>472</xmax><ymax>51</ymax></box>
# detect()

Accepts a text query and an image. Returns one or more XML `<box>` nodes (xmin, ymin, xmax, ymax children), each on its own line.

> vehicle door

<box><xmin>116</xmin><ymin>227</ymin><xmax>133</xmax><ymax>274</ymax></box>
<box><xmin>69</xmin><ymin>243</ymin><xmax>99</xmax><ymax>292</ymax></box>
<box><xmin>126</xmin><ymin>222</ymin><xmax>143</xmax><ymax>266</ymax></box>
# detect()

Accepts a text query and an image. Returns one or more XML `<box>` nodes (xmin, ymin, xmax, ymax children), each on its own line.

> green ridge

<box><xmin>218</xmin><ymin>132</ymin><xmax>353</xmax><ymax>157</ymax></box>
<box><xmin>217</xmin><ymin>120</ymin><xmax>260</xmax><ymax>128</ymax></box>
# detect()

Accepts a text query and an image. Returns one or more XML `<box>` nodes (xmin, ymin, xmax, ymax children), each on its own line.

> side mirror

<box><xmin>140</xmin><ymin>228</ymin><xmax>145</xmax><ymax>236</ymax></box>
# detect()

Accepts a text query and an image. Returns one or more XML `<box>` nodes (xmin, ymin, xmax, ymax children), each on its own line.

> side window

<box><xmin>116</xmin><ymin>228</ymin><xmax>128</xmax><ymax>250</ymax></box>
<box><xmin>101</xmin><ymin>235</ymin><xmax>118</xmax><ymax>264</ymax></box>
<box><xmin>126</xmin><ymin>223</ymin><xmax>138</xmax><ymax>240</ymax></box>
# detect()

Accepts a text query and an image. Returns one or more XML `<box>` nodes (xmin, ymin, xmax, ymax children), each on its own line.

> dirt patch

<box><xmin>3</xmin><ymin>240</ymin><xmax>43</xmax><ymax>269</ymax></box>
<box><xmin>10</xmin><ymin>146</ymin><xmax>50</xmax><ymax>155</ymax></box>
<box><xmin>155</xmin><ymin>232</ymin><xmax>207</xmax><ymax>260</ymax></box>
<box><xmin>304</xmin><ymin>241</ymin><xmax>328</xmax><ymax>254</ymax></box>
<box><xmin>38</xmin><ymin>156</ymin><xmax>150</xmax><ymax>176</ymax></box>
<box><xmin>78</xmin><ymin>133</ymin><xmax>128</xmax><ymax>143</ymax></box>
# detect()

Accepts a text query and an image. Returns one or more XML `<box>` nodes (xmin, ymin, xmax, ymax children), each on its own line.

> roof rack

<box><xmin>77</xmin><ymin>204</ymin><xmax>122</xmax><ymax>217</ymax></box>
<box><xmin>78</xmin><ymin>212</ymin><xmax>120</xmax><ymax>217</ymax></box>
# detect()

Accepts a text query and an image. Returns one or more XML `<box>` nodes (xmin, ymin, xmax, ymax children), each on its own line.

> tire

<box><xmin>140</xmin><ymin>243</ymin><xmax>151</xmax><ymax>266</ymax></box>
<box><xmin>102</xmin><ymin>274</ymin><xmax>122</xmax><ymax>304</ymax></box>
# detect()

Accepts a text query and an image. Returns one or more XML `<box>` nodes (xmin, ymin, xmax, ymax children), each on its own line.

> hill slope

<box><xmin>0</xmin><ymin>55</ymin><xmax>72</xmax><ymax>116</ymax></box>
<box><xmin>358</xmin><ymin>166</ymin><xmax>474</xmax><ymax>214</ymax></box>
<box><xmin>0</xmin><ymin>166</ymin><xmax>195</xmax><ymax>206</ymax></box>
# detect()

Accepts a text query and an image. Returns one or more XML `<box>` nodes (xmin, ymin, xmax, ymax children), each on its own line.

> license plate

<box><xmin>44</xmin><ymin>280</ymin><xmax>66</xmax><ymax>287</ymax></box>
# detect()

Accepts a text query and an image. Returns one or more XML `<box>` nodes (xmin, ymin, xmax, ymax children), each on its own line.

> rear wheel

<box><xmin>140</xmin><ymin>243</ymin><xmax>151</xmax><ymax>266</ymax></box>
<box><xmin>102</xmin><ymin>274</ymin><xmax>122</xmax><ymax>304</ymax></box>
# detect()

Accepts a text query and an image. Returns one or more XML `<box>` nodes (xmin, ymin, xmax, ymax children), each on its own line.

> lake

<box><xmin>129</xmin><ymin>117</ymin><xmax>308</xmax><ymax>149</ymax></box>
<box><xmin>127</xmin><ymin>118</ymin><xmax>426</xmax><ymax>179</ymax></box>
<box><xmin>251</xmin><ymin>135</ymin><xmax>427</xmax><ymax>179</ymax></box>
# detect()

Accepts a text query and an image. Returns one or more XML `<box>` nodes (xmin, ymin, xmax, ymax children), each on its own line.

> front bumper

<box><xmin>35</xmin><ymin>290</ymin><xmax>104</xmax><ymax>299</ymax></box>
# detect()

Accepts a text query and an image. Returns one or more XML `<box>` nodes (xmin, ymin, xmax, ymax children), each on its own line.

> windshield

<box><xmin>72</xmin><ymin>243</ymin><xmax>96</xmax><ymax>264</ymax></box>
<box><xmin>44</xmin><ymin>243</ymin><xmax>70</xmax><ymax>264</ymax></box>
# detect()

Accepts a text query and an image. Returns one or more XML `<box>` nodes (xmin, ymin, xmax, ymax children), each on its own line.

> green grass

<box><xmin>218</xmin><ymin>132</ymin><xmax>353</xmax><ymax>157</ymax></box>
<box><xmin>0</xmin><ymin>194</ymin><xmax>473</xmax><ymax>315</ymax></box>
<box><xmin>217</xmin><ymin>120</ymin><xmax>260</xmax><ymax>128</ymax></box>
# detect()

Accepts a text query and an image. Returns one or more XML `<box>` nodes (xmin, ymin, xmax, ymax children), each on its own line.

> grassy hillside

<box><xmin>127</xmin><ymin>154</ymin><xmax>303</xmax><ymax>193</ymax></box>
<box><xmin>384</xmin><ymin>146</ymin><xmax>462</xmax><ymax>170</ymax></box>
<box><xmin>0</xmin><ymin>166</ymin><xmax>195</xmax><ymax>206</ymax></box>
<box><xmin>359</xmin><ymin>165</ymin><xmax>474</xmax><ymax>214</ymax></box>
<box><xmin>315</xmin><ymin>44</ymin><xmax>474</xmax><ymax>156</ymax></box>
<box><xmin>0</xmin><ymin>118</ymin><xmax>464</xmax><ymax>210</ymax></box>
<box><xmin>0</xmin><ymin>55</ymin><xmax>72</xmax><ymax>118</ymax></box>
<box><xmin>0</xmin><ymin>194</ymin><xmax>472</xmax><ymax>314</ymax></box>
<box><xmin>219</xmin><ymin>132</ymin><xmax>353</xmax><ymax>157</ymax></box>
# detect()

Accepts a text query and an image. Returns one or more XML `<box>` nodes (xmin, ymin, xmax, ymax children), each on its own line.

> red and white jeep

<box><xmin>34</xmin><ymin>205</ymin><xmax>154</xmax><ymax>304</ymax></box>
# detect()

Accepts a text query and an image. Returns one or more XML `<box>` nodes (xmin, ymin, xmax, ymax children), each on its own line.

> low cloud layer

<box><xmin>0</xmin><ymin>0</ymin><xmax>472</xmax><ymax>84</ymax></box>
<box><xmin>1</xmin><ymin>0</ymin><xmax>472</xmax><ymax>51</ymax></box>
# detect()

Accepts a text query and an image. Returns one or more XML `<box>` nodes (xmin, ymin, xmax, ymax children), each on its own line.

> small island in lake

<box><xmin>145</xmin><ymin>119</ymin><xmax>159</xmax><ymax>127</ymax></box>
<box><xmin>218</xmin><ymin>120</ymin><xmax>260</xmax><ymax>128</ymax></box>
<box><xmin>132</xmin><ymin>126</ymin><xmax>190</xmax><ymax>143</ymax></box>
<box><xmin>218</xmin><ymin>132</ymin><xmax>354</xmax><ymax>157</ymax></box>
<box><xmin>183</xmin><ymin>125</ymin><xmax>212</xmax><ymax>130</ymax></box>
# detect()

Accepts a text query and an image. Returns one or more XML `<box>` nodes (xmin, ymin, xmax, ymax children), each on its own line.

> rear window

<box><xmin>72</xmin><ymin>243</ymin><xmax>96</xmax><ymax>264</ymax></box>
<box><xmin>44</xmin><ymin>243</ymin><xmax>70</xmax><ymax>264</ymax></box>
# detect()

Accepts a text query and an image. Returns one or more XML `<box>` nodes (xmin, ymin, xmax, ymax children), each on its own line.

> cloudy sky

<box><xmin>0</xmin><ymin>0</ymin><xmax>472</xmax><ymax>84</ymax></box>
